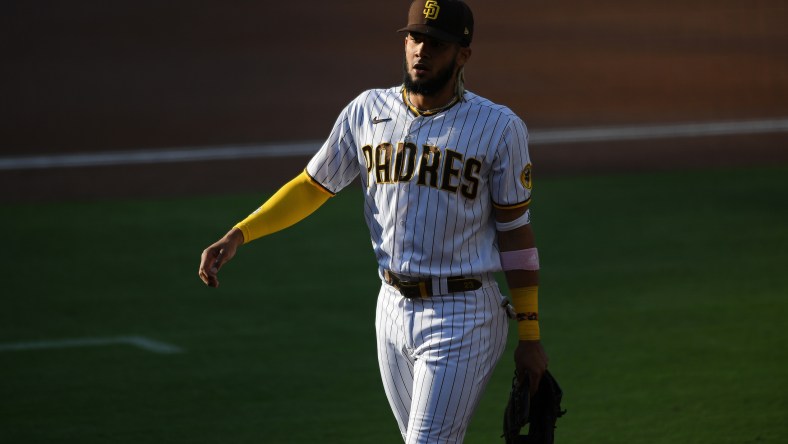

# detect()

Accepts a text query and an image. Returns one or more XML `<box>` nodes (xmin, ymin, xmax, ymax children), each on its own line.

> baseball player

<box><xmin>198</xmin><ymin>1</ymin><xmax>548</xmax><ymax>442</ymax></box>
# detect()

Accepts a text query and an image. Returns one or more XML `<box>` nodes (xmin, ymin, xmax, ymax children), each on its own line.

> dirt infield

<box><xmin>2</xmin><ymin>1</ymin><xmax>787</xmax><ymax>201</ymax></box>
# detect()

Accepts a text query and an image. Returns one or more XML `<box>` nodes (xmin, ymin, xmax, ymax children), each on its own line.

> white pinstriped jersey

<box><xmin>307</xmin><ymin>86</ymin><xmax>532</xmax><ymax>278</ymax></box>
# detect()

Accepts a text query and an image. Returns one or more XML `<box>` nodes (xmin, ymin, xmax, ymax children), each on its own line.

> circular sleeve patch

<box><xmin>520</xmin><ymin>163</ymin><xmax>533</xmax><ymax>190</ymax></box>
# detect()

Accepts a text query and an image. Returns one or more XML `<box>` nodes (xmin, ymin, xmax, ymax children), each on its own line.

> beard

<box><xmin>402</xmin><ymin>57</ymin><xmax>457</xmax><ymax>97</ymax></box>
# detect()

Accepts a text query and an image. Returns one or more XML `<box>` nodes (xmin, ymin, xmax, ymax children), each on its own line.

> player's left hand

<box><xmin>514</xmin><ymin>340</ymin><xmax>548</xmax><ymax>395</ymax></box>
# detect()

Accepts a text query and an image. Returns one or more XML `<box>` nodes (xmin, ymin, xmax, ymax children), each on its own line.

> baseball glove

<box><xmin>502</xmin><ymin>370</ymin><xmax>566</xmax><ymax>443</ymax></box>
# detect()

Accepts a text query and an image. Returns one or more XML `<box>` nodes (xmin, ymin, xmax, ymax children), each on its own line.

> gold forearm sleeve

<box><xmin>234</xmin><ymin>170</ymin><xmax>333</xmax><ymax>243</ymax></box>
<box><xmin>510</xmin><ymin>286</ymin><xmax>540</xmax><ymax>340</ymax></box>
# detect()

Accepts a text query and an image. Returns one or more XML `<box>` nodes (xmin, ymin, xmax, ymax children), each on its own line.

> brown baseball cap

<box><xmin>398</xmin><ymin>0</ymin><xmax>474</xmax><ymax>47</ymax></box>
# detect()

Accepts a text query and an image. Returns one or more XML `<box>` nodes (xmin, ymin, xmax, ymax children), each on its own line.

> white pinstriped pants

<box><xmin>375</xmin><ymin>280</ymin><xmax>509</xmax><ymax>443</ymax></box>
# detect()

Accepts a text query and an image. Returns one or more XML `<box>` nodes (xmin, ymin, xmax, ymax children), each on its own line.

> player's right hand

<box><xmin>198</xmin><ymin>228</ymin><xmax>244</xmax><ymax>288</ymax></box>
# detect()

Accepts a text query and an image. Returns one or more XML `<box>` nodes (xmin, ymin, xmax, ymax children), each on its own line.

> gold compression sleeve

<box><xmin>510</xmin><ymin>286</ymin><xmax>540</xmax><ymax>340</ymax></box>
<box><xmin>234</xmin><ymin>170</ymin><xmax>334</xmax><ymax>243</ymax></box>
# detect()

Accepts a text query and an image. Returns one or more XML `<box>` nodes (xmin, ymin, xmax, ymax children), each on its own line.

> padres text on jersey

<box><xmin>361</xmin><ymin>142</ymin><xmax>482</xmax><ymax>200</ymax></box>
<box><xmin>307</xmin><ymin>86</ymin><xmax>532</xmax><ymax>278</ymax></box>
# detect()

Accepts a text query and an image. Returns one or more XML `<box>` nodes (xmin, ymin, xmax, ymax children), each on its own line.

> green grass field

<box><xmin>2</xmin><ymin>167</ymin><xmax>787</xmax><ymax>443</ymax></box>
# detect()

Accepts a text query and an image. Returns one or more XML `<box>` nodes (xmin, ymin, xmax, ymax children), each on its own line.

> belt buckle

<box><xmin>385</xmin><ymin>270</ymin><xmax>429</xmax><ymax>298</ymax></box>
<box><xmin>384</xmin><ymin>270</ymin><xmax>484</xmax><ymax>298</ymax></box>
<box><xmin>384</xmin><ymin>270</ymin><xmax>405</xmax><ymax>293</ymax></box>
<box><xmin>399</xmin><ymin>281</ymin><xmax>430</xmax><ymax>299</ymax></box>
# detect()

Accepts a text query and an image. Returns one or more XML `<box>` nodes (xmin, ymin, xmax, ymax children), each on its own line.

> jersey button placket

<box><xmin>396</xmin><ymin>186</ymin><xmax>413</xmax><ymax>272</ymax></box>
<box><xmin>399</xmin><ymin>122</ymin><xmax>416</xmax><ymax>270</ymax></box>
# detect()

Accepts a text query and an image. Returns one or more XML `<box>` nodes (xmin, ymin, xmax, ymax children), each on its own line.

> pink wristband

<box><xmin>500</xmin><ymin>248</ymin><xmax>540</xmax><ymax>271</ymax></box>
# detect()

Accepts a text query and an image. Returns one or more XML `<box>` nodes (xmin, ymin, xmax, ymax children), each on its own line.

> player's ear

<box><xmin>457</xmin><ymin>46</ymin><xmax>472</xmax><ymax>67</ymax></box>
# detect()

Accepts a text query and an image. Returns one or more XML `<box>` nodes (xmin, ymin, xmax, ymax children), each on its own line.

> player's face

<box><xmin>403</xmin><ymin>32</ymin><xmax>470</xmax><ymax>96</ymax></box>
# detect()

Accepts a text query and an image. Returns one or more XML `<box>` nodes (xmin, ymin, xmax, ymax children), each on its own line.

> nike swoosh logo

<box><xmin>372</xmin><ymin>117</ymin><xmax>392</xmax><ymax>124</ymax></box>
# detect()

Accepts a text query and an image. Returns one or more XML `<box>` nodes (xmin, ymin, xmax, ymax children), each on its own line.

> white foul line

<box><xmin>0</xmin><ymin>336</ymin><xmax>184</xmax><ymax>354</ymax></box>
<box><xmin>0</xmin><ymin>140</ymin><xmax>324</xmax><ymax>171</ymax></box>
<box><xmin>530</xmin><ymin>117</ymin><xmax>788</xmax><ymax>144</ymax></box>
<box><xmin>1</xmin><ymin>117</ymin><xmax>787</xmax><ymax>171</ymax></box>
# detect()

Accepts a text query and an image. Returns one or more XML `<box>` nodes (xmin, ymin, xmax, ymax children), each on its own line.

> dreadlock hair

<box><xmin>456</xmin><ymin>67</ymin><xmax>466</xmax><ymax>101</ymax></box>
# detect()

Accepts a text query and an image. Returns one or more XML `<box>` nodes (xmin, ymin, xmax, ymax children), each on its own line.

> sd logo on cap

<box><xmin>398</xmin><ymin>0</ymin><xmax>474</xmax><ymax>47</ymax></box>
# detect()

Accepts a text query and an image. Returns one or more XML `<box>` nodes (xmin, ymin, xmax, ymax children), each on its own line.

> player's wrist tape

<box><xmin>500</xmin><ymin>247</ymin><xmax>540</xmax><ymax>271</ymax></box>
<box><xmin>234</xmin><ymin>170</ymin><xmax>333</xmax><ymax>243</ymax></box>
<box><xmin>495</xmin><ymin>210</ymin><xmax>531</xmax><ymax>232</ymax></box>
<box><xmin>510</xmin><ymin>286</ymin><xmax>540</xmax><ymax>340</ymax></box>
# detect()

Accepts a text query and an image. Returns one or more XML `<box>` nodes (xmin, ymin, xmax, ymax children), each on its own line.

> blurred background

<box><xmin>2</xmin><ymin>1</ymin><xmax>787</xmax><ymax>443</ymax></box>
<box><xmin>2</xmin><ymin>0</ymin><xmax>787</xmax><ymax>200</ymax></box>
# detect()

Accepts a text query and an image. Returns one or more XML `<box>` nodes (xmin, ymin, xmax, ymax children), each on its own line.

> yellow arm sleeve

<box><xmin>233</xmin><ymin>170</ymin><xmax>334</xmax><ymax>243</ymax></box>
<box><xmin>510</xmin><ymin>286</ymin><xmax>540</xmax><ymax>340</ymax></box>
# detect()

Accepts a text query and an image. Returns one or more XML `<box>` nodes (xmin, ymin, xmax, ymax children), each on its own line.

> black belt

<box><xmin>383</xmin><ymin>270</ymin><xmax>482</xmax><ymax>298</ymax></box>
